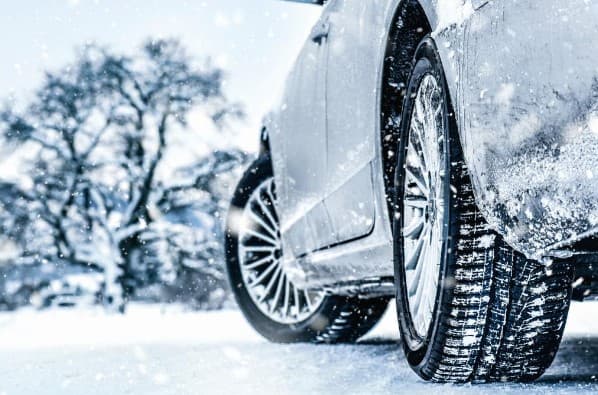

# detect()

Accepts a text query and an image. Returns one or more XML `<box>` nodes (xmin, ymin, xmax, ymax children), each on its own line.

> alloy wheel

<box><xmin>238</xmin><ymin>177</ymin><xmax>325</xmax><ymax>324</ymax></box>
<box><xmin>401</xmin><ymin>74</ymin><xmax>448</xmax><ymax>339</ymax></box>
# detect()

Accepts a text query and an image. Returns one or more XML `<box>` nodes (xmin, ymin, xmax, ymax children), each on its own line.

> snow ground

<box><xmin>1</xmin><ymin>302</ymin><xmax>598</xmax><ymax>395</ymax></box>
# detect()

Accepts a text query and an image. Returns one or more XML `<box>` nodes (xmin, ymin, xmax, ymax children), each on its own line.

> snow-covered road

<box><xmin>1</xmin><ymin>302</ymin><xmax>598</xmax><ymax>395</ymax></box>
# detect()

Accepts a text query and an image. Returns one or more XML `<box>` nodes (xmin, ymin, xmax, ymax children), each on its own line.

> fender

<box><xmin>438</xmin><ymin>0</ymin><xmax>598</xmax><ymax>258</ymax></box>
<box><xmin>385</xmin><ymin>1</ymin><xmax>598</xmax><ymax>259</ymax></box>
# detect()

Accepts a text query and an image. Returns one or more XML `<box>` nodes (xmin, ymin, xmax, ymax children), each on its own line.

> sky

<box><xmin>0</xmin><ymin>0</ymin><xmax>322</xmax><ymax>153</ymax></box>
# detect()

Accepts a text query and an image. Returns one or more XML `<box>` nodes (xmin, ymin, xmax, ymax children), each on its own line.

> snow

<box><xmin>2</xmin><ymin>302</ymin><xmax>598</xmax><ymax>394</ymax></box>
<box><xmin>443</xmin><ymin>0</ymin><xmax>598</xmax><ymax>258</ymax></box>
<box><xmin>434</xmin><ymin>0</ymin><xmax>475</xmax><ymax>32</ymax></box>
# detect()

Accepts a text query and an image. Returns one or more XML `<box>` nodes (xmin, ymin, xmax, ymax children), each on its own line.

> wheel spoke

<box><xmin>434</xmin><ymin>101</ymin><xmax>443</xmax><ymax>117</ymax></box>
<box><xmin>248</xmin><ymin>261</ymin><xmax>278</xmax><ymax>288</ymax></box>
<box><xmin>243</xmin><ymin>245</ymin><xmax>276</xmax><ymax>253</ymax></box>
<box><xmin>411</xmin><ymin>241</ymin><xmax>431</xmax><ymax>316</ymax></box>
<box><xmin>405</xmin><ymin>166</ymin><xmax>428</xmax><ymax>195</ymax></box>
<box><xmin>412</xmin><ymin>121</ymin><xmax>430</xmax><ymax>169</ymax></box>
<box><xmin>244</xmin><ymin>228</ymin><xmax>278</xmax><ymax>247</ymax></box>
<box><xmin>249</xmin><ymin>210</ymin><xmax>277</xmax><ymax>239</ymax></box>
<box><xmin>403</xmin><ymin>215</ymin><xmax>425</xmax><ymax>239</ymax></box>
<box><xmin>293</xmin><ymin>283</ymin><xmax>300</xmax><ymax>316</ymax></box>
<box><xmin>282</xmin><ymin>277</ymin><xmax>290</xmax><ymax>319</ymax></box>
<box><xmin>244</xmin><ymin>255</ymin><xmax>274</xmax><ymax>270</ymax></box>
<box><xmin>255</xmin><ymin>192</ymin><xmax>278</xmax><ymax>233</ymax></box>
<box><xmin>264</xmin><ymin>182</ymin><xmax>280</xmax><ymax>223</ymax></box>
<box><xmin>239</xmin><ymin>177</ymin><xmax>324</xmax><ymax>324</ymax></box>
<box><xmin>304</xmin><ymin>290</ymin><xmax>313</xmax><ymax>310</ymax></box>
<box><xmin>404</xmin><ymin>195</ymin><xmax>427</xmax><ymax>209</ymax></box>
<box><xmin>409</xmin><ymin>125</ymin><xmax>428</xmax><ymax>172</ymax></box>
<box><xmin>417</xmin><ymin>111</ymin><xmax>436</xmax><ymax>174</ymax></box>
<box><xmin>408</xmin><ymin>238</ymin><xmax>428</xmax><ymax>297</ymax></box>
<box><xmin>259</xmin><ymin>265</ymin><xmax>282</xmax><ymax>303</ymax></box>
<box><xmin>421</xmin><ymin>228</ymin><xmax>440</xmax><ymax>316</ymax></box>
<box><xmin>270</xmin><ymin>273</ymin><xmax>286</xmax><ymax>313</ymax></box>
<box><xmin>405</xmin><ymin>226</ymin><xmax>428</xmax><ymax>270</ymax></box>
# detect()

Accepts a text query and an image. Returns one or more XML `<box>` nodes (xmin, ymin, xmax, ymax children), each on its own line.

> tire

<box><xmin>393</xmin><ymin>37</ymin><xmax>574</xmax><ymax>383</ymax></box>
<box><xmin>225</xmin><ymin>155</ymin><xmax>389</xmax><ymax>343</ymax></box>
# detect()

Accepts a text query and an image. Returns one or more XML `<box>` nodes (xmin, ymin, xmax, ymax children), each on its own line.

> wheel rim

<box><xmin>238</xmin><ymin>177</ymin><xmax>325</xmax><ymax>324</ymax></box>
<box><xmin>402</xmin><ymin>74</ymin><xmax>447</xmax><ymax>339</ymax></box>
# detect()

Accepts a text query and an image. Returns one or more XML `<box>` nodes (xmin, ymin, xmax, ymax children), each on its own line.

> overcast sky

<box><xmin>0</xmin><ymin>0</ymin><xmax>321</xmax><ymax>152</ymax></box>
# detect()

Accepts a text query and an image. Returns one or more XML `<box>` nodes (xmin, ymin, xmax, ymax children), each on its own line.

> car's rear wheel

<box><xmin>393</xmin><ymin>37</ymin><xmax>574</xmax><ymax>382</ymax></box>
<box><xmin>226</xmin><ymin>155</ymin><xmax>389</xmax><ymax>343</ymax></box>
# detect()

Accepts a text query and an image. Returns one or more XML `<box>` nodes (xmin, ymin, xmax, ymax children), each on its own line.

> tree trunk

<box><xmin>117</xmin><ymin>233</ymin><xmax>143</xmax><ymax>303</ymax></box>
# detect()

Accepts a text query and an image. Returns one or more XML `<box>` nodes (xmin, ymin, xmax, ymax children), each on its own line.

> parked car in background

<box><xmin>225</xmin><ymin>0</ymin><xmax>598</xmax><ymax>383</ymax></box>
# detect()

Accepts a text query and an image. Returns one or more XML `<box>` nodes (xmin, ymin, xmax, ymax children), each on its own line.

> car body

<box><xmin>263</xmin><ymin>0</ymin><xmax>598</xmax><ymax>290</ymax></box>
<box><xmin>226</xmin><ymin>0</ymin><xmax>597</xmax><ymax>381</ymax></box>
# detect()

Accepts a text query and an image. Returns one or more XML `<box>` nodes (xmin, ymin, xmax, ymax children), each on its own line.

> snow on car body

<box><xmin>444</xmin><ymin>0</ymin><xmax>598</xmax><ymax>258</ymax></box>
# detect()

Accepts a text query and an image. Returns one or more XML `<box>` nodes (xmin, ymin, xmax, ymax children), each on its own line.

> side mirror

<box><xmin>280</xmin><ymin>0</ymin><xmax>325</xmax><ymax>5</ymax></box>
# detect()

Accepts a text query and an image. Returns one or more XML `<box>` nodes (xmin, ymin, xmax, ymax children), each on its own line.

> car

<box><xmin>225</xmin><ymin>0</ymin><xmax>598</xmax><ymax>383</ymax></box>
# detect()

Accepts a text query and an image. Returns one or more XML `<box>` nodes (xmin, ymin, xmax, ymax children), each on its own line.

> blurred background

<box><xmin>0</xmin><ymin>0</ymin><xmax>320</xmax><ymax>313</ymax></box>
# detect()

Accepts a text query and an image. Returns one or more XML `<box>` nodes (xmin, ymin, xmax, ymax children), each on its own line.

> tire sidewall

<box><xmin>393</xmin><ymin>38</ymin><xmax>456</xmax><ymax>373</ymax></box>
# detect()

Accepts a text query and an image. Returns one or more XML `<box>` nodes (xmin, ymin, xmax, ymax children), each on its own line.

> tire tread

<box><xmin>424</xmin><ymin>161</ymin><xmax>573</xmax><ymax>383</ymax></box>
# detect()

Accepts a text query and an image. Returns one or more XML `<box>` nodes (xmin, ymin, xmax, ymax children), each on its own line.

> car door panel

<box><xmin>323</xmin><ymin>0</ymin><xmax>382</xmax><ymax>243</ymax></box>
<box><xmin>272</xmin><ymin>10</ymin><xmax>335</xmax><ymax>258</ymax></box>
<box><xmin>324</xmin><ymin>163</ymin><xmax>375</xmax><ymax>243</ymax></box>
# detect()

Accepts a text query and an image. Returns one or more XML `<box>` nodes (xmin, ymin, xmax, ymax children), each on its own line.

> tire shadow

<box><xmin>538</xmin><ymin>335</ymin><xmax>598</xmax><ymax>385</ymax></box>
<box><xmin>358</xmin><ymin>334</ymin><xmax>598</xmax><ymax>388</ymax></box>
<box><xmin>356</xmin><ymin>337</ymin><xmax>400</xmax><ymax>346</ymax></box>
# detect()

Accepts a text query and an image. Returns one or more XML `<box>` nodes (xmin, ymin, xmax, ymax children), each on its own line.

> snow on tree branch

<box><xmin>0</xmin><ymin>38</ymin><xmax>249</xmax><ymax>312</ymax></box>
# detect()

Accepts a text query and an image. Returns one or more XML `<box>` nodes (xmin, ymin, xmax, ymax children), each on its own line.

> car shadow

<box><xmin>355</xmin><ymin>334</ymin><xmax>598</xmax><ymax>387</ymax></box>
<box><xmin>356</xmin><ymin>337</ymin><xmax>399</xmax><ymax>346</ymax></box>
<box><xmin>538</xmin><ymin>335</ymin><xmax>598</xmax><ymax>385</ymax></box>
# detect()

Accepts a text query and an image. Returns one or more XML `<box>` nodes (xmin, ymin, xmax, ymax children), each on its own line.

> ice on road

<box><xmin>1</xmin><ymin>302</ymin><xmax>598</xmax><ymax>395</ymax></box>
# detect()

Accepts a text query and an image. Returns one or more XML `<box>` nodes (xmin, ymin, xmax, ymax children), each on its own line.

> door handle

<box><xmin>310</xmin><ymin>18</ymin><xmax>330</xmax><ymax>45</ymax></box>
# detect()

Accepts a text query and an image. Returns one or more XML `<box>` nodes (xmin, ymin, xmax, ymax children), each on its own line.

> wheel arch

<box><xmin>380</xmin><ymin>0</ymin><xmax>433</xmax><ymax>221</ymax></box>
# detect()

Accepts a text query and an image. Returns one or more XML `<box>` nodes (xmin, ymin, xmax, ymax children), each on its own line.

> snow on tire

<box><xmin>393</xmin><ymin>37</ymin><xmax>574</xmax><ymax>383</ymax></box>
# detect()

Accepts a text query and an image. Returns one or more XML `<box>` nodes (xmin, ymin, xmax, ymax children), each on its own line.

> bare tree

<box><xmin>0</xmin><ymin>38</ymin><xmax>245</xmax><ymax>310</ymax></box>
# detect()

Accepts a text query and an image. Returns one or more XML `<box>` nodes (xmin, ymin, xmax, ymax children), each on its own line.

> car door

<box><xmin>322</xmin><ymin>0</ymin><xmax>381</xmax><ymax>244</ymax></box>
<box><xmin>273</xmin><ymin>7</ymin><xmax>337</xmax><ymax>258</ymax></box>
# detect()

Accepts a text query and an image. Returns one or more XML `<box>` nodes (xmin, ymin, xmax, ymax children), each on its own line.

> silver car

<box><xmin>225</xmin><ymin>0</ymin><xmax>598</xmax><ymax>383</ymax></box>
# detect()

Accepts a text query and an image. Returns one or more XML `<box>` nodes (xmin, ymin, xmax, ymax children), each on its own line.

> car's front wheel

<box><xmin>393</xmin><ymin>37</ymin><xmax>574</xmax><ymax>382</ymax></box>
<box><xmin>225</xmin><ymin>155</ymin><xmax>389</xmax><ymax>343</ymax></box>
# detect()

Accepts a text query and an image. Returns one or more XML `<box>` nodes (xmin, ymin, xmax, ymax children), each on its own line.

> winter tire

<box><xmin>393</xmin><ymin>37</ymin><xmax>574</xmax><ymax>383</ymax></box>
<box><xmin>226</xmin><ymin>155</ymin><xmax>389</xmax><ymax>343</ymax></box>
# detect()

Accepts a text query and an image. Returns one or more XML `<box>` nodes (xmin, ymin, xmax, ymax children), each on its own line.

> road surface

<box><xmin>1</xmin><ymin>302</ymin><xmax>598</xmax><ymax>394</ymax></box>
